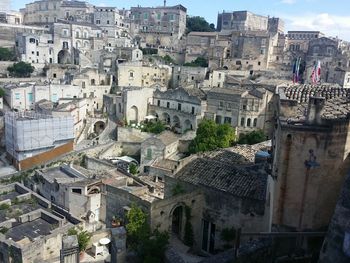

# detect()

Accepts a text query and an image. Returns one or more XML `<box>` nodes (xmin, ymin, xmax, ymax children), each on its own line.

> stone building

<box><xmin>302</xmin><ymin>36</ymin><xmax>350</xmax><ymax>88</ymax></box>
<box><xmin>3</xmin><ymin>82</ymin><xmax>81</xmax><ymax>111</ymax></box>
<box><xmin>21</xmin><ymin>0</ymin><xmax>93</xmax><ymax>25</ymax></box>
<box><xmin>148</xmin><ymin>87</ymin><xmax>207</xmax><ymax>133</ymax></box>
<box><xmin>93</xmin><ymin>6</ymin><xmax>131</xmax><ymax>50</ymax></box>
<box><xmin>140</xmin><ymin>131</ymin><xmax>180</xmax><ymax>171</ymax></box>
<box><xmin>151</xmin><ymin>144</ymin><xmax>272</xmax><ymax>253</ymax></box>
<box><xmin>0</xmin><ymin>182</ymin><xmax>81</xmax><ymax>263</ymax></box>
<box><xmin>31</xmin><ymin>165</ymin><xmax>103</xmax><ymax>224</ymax></box>
<box><xmin>272</xmin><ymin>84</ymin><xmax>350</xmax><ymax>231</ymax></box>
<box><xmin>130</xmin><ymin>4</ymin><xmax>187</xmax><ymax>46</ymax></box>
<box><xmin>71</xmin><ymin>67</ymin><xmax>112</xmax><ymax>111</ymax></box>
<box><xmin>15</xmin><ymin>19</ymin><xmax>105</xmax><ymax>68</ymax></box>
<box><xmin>206</xmin><ymin>86</ymin><xmax>274</xmax><ymax>136</ymax></box>
<box><xmin>16</xmin><ymin>32</ymin><xmax>55</xmax><ymax>67</ymax></box>
<box><xmin>5</xmin><ymin>111</ymin><xmax>74</xmax><ymax>170</ymax></box>
<box><xmin>220</xmin><ymin>31</ymin><xmax>278</xmax><ymax>71</ymax></box>
<box><xmin>116</xmin><ymin>61</ymin><xmax>172</xmax><ymax>88</ymax></box>
<box><xmin>286</xmin><ymin>31</ymin><xmax>324</xmax><ymax>53</ymax></box>
<box><xmin>35</xmin><ymin>97</ymin><xmax>88</xmax><ymax>138</ymax></box>
<box><xmin>113</xmin><ymin>86</ymin><xmax>155</xmax><ymax>124</ymax></box>
<box><xmin>217</xmin><ymin>10</ymin><xmax>284</xmax><ymax>34</ymax></box>
<box><xmin>171</xmin><ymin>66</ymin><xmax>208</xmax><ymax>88</ymax></box>
<box><xmin>185</xmin><ymin>32</ymin><xmax>218</xmax><ymax>63</ymax></box>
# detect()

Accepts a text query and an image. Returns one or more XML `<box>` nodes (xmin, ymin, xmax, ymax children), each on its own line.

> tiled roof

<box><xmin>282</xmin><ymin>84</ymin><xmax>348</xmax><ymax>103</ymax></box>
<box><xmin>175</xmin><ymin>149</ymin><xmax>269</xmax><ymax>201</ymax></box>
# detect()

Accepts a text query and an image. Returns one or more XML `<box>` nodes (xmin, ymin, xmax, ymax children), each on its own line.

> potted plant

<box><xmin>78</xmin><ymin>231</ymin><xmax>92</xmax><ymax>260</ymax></box>
<box><xmin>111</xmin><ymin>215</ymin><xmax>122</xmax><ymax>227</ymax></box>
<box><xmin>68</xmin><ymin>228</ymin><xmax>92</xmax><ymax>260</ymax></box>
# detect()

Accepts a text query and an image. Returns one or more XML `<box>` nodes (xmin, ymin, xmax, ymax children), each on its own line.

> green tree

<box><xmin>7</xmin><ymin>62</ymin><xmax>34</xmax><ymax>77</ymax></box>
<box><xmin>67</xmin><ymin>229</ymin><xmax>92</xmax><ymax>252</ymax></box>
<box><xmin>126</xmin><ymin>204</ymin><xmax>169</xmax><ymax>262</ymax></box>
<box><xmin>162</xmin><ymin>54</ymin><xmax>175</xmax><ymax>65</ymax></box>
<box><xmin>0</xmin><ymin>88</ymin><xmax>5</xmax><ymax>98</ymax></box>
<box><xmin>141</xmin><ymin>121</ymin><xmax>165</xmax><ymax>134</ymax></box>
<box><xmin>129</xmin><ymin>163</ymin><xmax>138</xmax><ymax>175</ymax></box>
<box><xmin>126</xmin><ymin>204</ymin><xmax>150</xmax><ymax>247</ymax></box>
<box><xmin>186</xmin><ymin>16</ymin><xmax>215</xmax><ymax>33</ymax></box>
<box><xmin>183</xmin><ymin>57</ymin><xmax>208</xmax><ymax>67</ymax></box>
<box><xmin>189</xmin><ymin>119</ymin><xmax>236</xmax><ymax>153</ymax></box>
<box><xmin>0</xmin><ymin>48</ymin><xmax>15</xmax><ymax>61</ymax></box>
<box><xmin>238</xmin><ymin>130</ymin><xmax>266</xmax><ymax>145</ymax></box>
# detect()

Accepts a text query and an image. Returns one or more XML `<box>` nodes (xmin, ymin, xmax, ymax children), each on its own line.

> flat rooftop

<box><xmin>6</xmin><ymin>218</ymin><xmax>54</xmax><ymax>242</ymax></box>
<box><xmin>39</xmin><ymin>165</ymin><xmax>86</xmax><ymax>184</ymax></box>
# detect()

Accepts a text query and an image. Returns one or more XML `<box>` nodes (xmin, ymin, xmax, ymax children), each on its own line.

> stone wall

<box><xmin>273</xmin><ymin>120</ymin><xmax>350</xmax><ymax>230</ymax></box>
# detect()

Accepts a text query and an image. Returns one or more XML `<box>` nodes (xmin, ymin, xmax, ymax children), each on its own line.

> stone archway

<box><xmin>173</xmin><ymin>115</ymin><xmax>180</xmax><ymax>128</ymax></box>
<box><xmin>94</xmin><ymin>121</ymin><xmax>105</xmax><ymax>135</ymax></box>
<box><xmin>57</xmin><ymin>50</ymin><xmax>71</xmax><ymax>64</ymax></box>
<box><xmin>129</xmin><ymin>106</ymin><xmax>138</xmax><ymax>124</ymax></box>
<box><xmin>162</xmin><ymin>112</ymin><xmax>170</xmax><ymax>125</ymax></box>
<box><xmin>184</xmin><ymin>119</ymin><xmax>193</xmax><ymax>131</ymax></box>
<box><xmin>171</xmin><ymin>206</ymin><xmax>184</xmax><ymax>237</ymax></box>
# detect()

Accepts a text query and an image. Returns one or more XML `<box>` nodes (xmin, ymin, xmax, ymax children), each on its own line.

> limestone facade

<box><xmin>148</xmin><ymin>87</ymin><xmax>207</xmax><ymax>133</ymax></box>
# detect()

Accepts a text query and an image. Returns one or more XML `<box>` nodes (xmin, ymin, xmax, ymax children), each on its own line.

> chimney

<box><xmin>307</xmin><ymin>97</ymin><xmax>325</xmax><ymax>125</ymax></box>
<box><xmin>164</xmin><ymin>0</ymin><xmax>166</xmax><ymax>6</ymax></box>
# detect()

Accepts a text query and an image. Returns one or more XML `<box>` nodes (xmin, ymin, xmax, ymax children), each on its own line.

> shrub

<box><xmin>0</xmin><ymin>203</ymin><xmax>10</xmax><ymax>210</ymax></box>
<box><xmin>189</xmin><ymin>119</ymin><xmax>236</xmax><ymax>153</ymax></box>
<box><xmin>7</xmin><ymin>62</ymin><xmax>34</xmax><ymax>77</ymax></box>
<box><xmin>237</xmin><ymin>130</ymin><xmax>266</xmax><ymax>145</ymax></box>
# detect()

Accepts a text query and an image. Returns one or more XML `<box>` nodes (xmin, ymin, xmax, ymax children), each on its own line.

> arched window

<box><xmin>240</xmin><ymin>117</ymin><xmax>245</xmax><ymax>126</ymax></box>
<box><xmin>247</xmin><ymin>118</ymin><xmax>251</xmax><ymax>127</ymax></box>
<box><xmin>253</xmin><ymin>118</ymin><xmax>257</xmax><ymax>127</ymax></box>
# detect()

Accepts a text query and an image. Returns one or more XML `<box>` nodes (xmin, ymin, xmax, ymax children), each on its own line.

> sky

<box><xmin>10</xmin><ymin>0</ymin><xmax>350</xmax><ymax>41</ymax></box>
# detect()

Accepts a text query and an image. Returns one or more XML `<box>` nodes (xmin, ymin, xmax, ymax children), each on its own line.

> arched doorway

<box><xmin>173</xmin><ymin>115</ymin><xmax>180</xmax><ymax>128</ymax></box>
<box><xmin>94</xmin><ymin>121</ymin><xmax>105</xmax><ymax>135</ymax></box>
<box><xmin>57</xmin><ymin>50</ymin><xmax>71</xmax><ymax>64</ymax></box>
<box><xmin>129</xmin><ymin>106</ymin><xmax>138</xmax><ymax>124</ymax></box>
<box><xmin>162</xmin><ymin>112</ymin><xmax>170</xmax><ymax>125</ymax></box>
<box><xmin>184</xmin><ymin>119</ymin><xmax>192</xmax><ymax>131</ymax></box>
<box><xmin>172</xmin><ymin>206</ymin><xmax>183</xmax><ymax>236</ymax></box>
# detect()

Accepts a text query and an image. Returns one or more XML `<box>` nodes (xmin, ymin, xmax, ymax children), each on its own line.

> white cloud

<box><xmin>281</xmin><ymin>0</ymin><xmax>296</xmax><ymax>4</ymax></box>
<box><xmin>281</xmin><ymin>13</ymin><xmax>350</xmax><ymax>41</ymax></box>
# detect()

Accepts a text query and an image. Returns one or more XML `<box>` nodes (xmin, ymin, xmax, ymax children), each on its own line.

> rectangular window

<box><xmin>146</xmin><ymin>148</ymin><xmax>152</xmax><ymax>159</ymax></box>
<box><xmin>144</xmin><ymin>13</ymin><xmax>148</xmax><ymax>19</ymax></box>
<box><xmin>15</xmin><ymin>93</ymin><xmax>20</xmax><ymax>100</ymax></box>
<box><xmin>157</xmin><ymin>100</ymin><xmax>160</xmax><ymax>106</ymax></box>
<box><xmin>191</xmin><ymin>107</ymin><xmax>195</xmax><ymax>114</ymax></box>
<box><xmin>157</xmin><ymin>13</ymin><xmax>161</xmax><ymax>20</ymax></box>
<box><xmin>167</xmin><ymin>102</ymin><xmax>170</xmax><ymax>108</ymax></box>
<box><xmin>52</xmin><ymin>93</ymin><xmax>58</xmax><ymax>102</ymax></box>
<box><xmin>72</xmin><ymin>188</ymin><xmax>82</xmax><ymax>194</ymax></box>
<box><xmin>28</xmin><ymin>93</ymin><xmax>33</xmax><ymax>102</ymax></box>
<box><xmin>178</xmin><ymin>103</ymin><xmax>181</xmax><ymax>111</ymax></box>
<box><xmin>224</xmin><ymin>117</ymin><xmax>232</xmax><ymax>124</ymax></box>
<box><xmin>219</xmin><ymin>101</ymin><xmax>224</xmax><ymax>109</ymax></box>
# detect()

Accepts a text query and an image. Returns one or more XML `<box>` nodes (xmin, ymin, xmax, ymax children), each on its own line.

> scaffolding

<box><xmin>5</xmin><ymin>111</ymin><xmax>74</xmax><ymax>161</ymax></box>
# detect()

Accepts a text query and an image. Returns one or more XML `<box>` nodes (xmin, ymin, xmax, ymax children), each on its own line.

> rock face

<box><xmin>319</xmin><ymin>172</ymin><xmax>350</xmax><ymax>263</ymax></box>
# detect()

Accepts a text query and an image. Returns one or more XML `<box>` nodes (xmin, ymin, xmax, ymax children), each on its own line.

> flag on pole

<box><xmin>292</xmin><ymin>58</ymin><xmax>297</xmax><ymax>83</ymax></box>
<box><xmin>311</xmin><ymin>60</ymin><xmax>321</xmax><ymax>84</ymax></box>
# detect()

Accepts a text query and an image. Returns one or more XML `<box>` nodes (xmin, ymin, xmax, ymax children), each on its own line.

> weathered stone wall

<box><xmin>104</xmin><ymin>184</ymin><xmax>151</xmax><ymax>227</ymax></box>
<box><xmin>163</xmin><ymin>175</ymin><xmax>270</xmax><ymax>252</ymax></box>
<box><xmin>319</xmin><ymin>172</ymin><xmax>350</xmax><ymax>263</ymax></box>
<box><xmin>273</xmin><ymin>120</ymin><xmax>350</xmax><ymax>230</ymax></box>
<box><xmin>150</xmin><ymin>189</ymin><xmax>205</xmax><ymax>251</ymax></box>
